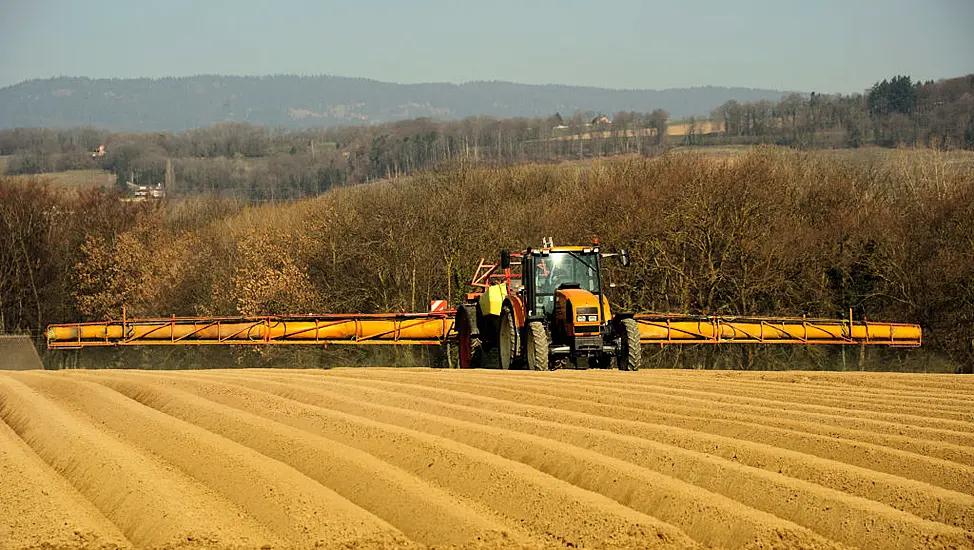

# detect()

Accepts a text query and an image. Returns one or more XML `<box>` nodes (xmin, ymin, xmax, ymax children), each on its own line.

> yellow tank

<box><xmin>478</xmin><ymin>283</ymin><xmax>508</xmax><ymax>317</ymax></box>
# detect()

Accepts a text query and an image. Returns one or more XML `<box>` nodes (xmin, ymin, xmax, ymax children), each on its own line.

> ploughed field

<box><xmin>1</xmin><ymin>368</ymin><xmax>972</xmax><ymax>549</ymax></box>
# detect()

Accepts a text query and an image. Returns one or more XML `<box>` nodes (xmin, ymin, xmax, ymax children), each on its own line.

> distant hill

<box><xmin>0</xmin><ymin>75</ymin><xmax>789</xmax><ymax>132</ymax></box>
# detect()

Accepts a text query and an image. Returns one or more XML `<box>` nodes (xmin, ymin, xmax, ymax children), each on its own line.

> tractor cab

<box><xmin>528</xmin><ymin>249</ymin><xmax>601</xmax><ymax>317</ymax></box>
<box><xmin>517</xmin><ymin>242</ymin><xmax>623</xmax><ymax>361</ymax></box>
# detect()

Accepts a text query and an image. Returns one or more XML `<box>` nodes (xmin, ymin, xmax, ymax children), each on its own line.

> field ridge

<box><xmin>1</xmin><ymin>367</ymin><xmax>972</xmax><ymax>549</ymax></box>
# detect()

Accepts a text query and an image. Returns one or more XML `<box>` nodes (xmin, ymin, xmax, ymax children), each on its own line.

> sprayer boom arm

<box><xmin>634</xmin><ymin>314</ymin><xmax>920</xmax><ymax>347</ymax></box>
<box><xmin>46</xmin><ymin>312</ymin><xmax>456</xmax><ymax>349</ymax></box>
<box><xmin>46</xmin><ymin>311</ymin><xmax>920</xmax><ymax>349</ymax></box>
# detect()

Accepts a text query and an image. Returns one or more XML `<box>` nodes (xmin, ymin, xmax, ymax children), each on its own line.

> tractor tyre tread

<box><xmin>499</xmin><ymin>305</ymin><xmax>519</xmax><ymax>370</ymax></box>
<box><xmin>619</xmin><ymin>318</ymin><xmax>641</xmax><ymax>371</ymax></box>
<box><xmin>527</xmin><ymin>322</ymin><xmax>549</xmax><ymax>371</ymax></box>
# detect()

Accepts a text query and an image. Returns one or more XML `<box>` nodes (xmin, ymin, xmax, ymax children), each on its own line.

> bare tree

<box><xmin>648</xmin><ymin>109</ymin><xmax>669</xmax><ymax>146</ymax></box>
<box><xmin>568</xmin><ymin>110</ymin><xmax>587</xmax><ymax>160</ymax></box>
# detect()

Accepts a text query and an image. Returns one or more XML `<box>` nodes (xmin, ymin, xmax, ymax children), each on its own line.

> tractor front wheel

<box><xmin>526</xmin><ymin>322</ymin><xmax>549</xmax><ymax>371</ymax></box>
<box><xmin>617</xmin><ymin>318</ymin><xmax>641</xmax><ymax>371</ymax></box>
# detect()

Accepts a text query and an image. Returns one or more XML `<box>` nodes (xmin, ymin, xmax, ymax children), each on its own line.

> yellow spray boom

<box><xmin>46</xmin><ymin>310</ymin><xmax>920</xmax><ymax>349</ymax></box>
<box><xmin>45</xmin><ymin>244</ymin><xmax>922</xmax><ymax>359</ymax></box>
<box><xmin>47</xmin><ymin>312</ymin><xmax>455</xmax><ymax>349</ymax></box>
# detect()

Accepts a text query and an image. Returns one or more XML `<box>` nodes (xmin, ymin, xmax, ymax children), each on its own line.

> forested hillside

<box><xmin>3</xmin><ymin>74</ymin><xmax>971</xmax><ymax>203</ymax></box>
<box><xmin>0</xmin><ymin>75</ymin><xmax>786</xmax><ymax>131</ymax></box>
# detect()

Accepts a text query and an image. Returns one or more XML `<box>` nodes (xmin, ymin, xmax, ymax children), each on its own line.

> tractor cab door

<box><xmin>525</xmin><ymin>253</ymin><xmax>561</xmax><ymax>318</ymax></box>
<box><xmin>522</xmin><ymin>253</ymin><xmax>540</xmax><ymax>318</ymax></box>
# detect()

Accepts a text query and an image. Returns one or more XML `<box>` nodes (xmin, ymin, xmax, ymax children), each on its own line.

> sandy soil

<box><xmin>0</xmin><ymin>368</ymin><xmax>971</xmax><ymax>549</ymax></box>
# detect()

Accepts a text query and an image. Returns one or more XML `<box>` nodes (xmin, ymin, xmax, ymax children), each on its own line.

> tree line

<box><xmin>707</xmin><ymin>74</ymin><xmax>974</xmax><ymax>149</ymax></box>
<box><xmin>0</xmin><ymin>110</ymin><xmax>673</xmax><ymax>202</ymax></box>
<box><xmin>1</xmin><ymin>147</ymin><xmax>971</xmax><ymax>371</ymax></box>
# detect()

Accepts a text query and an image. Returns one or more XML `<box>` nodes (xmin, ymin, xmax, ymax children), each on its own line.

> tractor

<box><xmin>455</xmin><ymin>238</ymin><xmax>640</xmax><ymax>371</ymax></box>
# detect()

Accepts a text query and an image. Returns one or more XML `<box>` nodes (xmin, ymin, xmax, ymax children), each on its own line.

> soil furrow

<box><xmin>142</xmin><ymin>371</ymin><xmax>790</xmax><ymax>550</ymax></box>
<box><xmin>439</xmin><ymin>374</ymin><xmax>974</xmax><ymax>464</ymax></box>
<box><xmin>669</xmin><ymin>377</ymin><xmax>974</xmax><ymax>408</ymax></box>
<box><xmin>3</xmin><ymin>367</ymin><xmax>970</xmax><ymax>550</ymax></box>
<box><xmin>0</xmin><ymin>374</ymin><xmax>277</xmax><ymax>549</ymax></box>
<box><xmin>12</xmin><ymin>372</ymin><xmax>410</xmax><ymax>549</ymax></box>
<box><xmin>0</xmin><ymin>409</ymin><xmax>130</xmax><ymax>550</ymax></box>
<box><xmin>636</xmin><ymin>371</ymin><xmax>974</xmax><ymax>395</ymax></box>
<box><xmin>556</xmin><ymin>374</ymin><xmax>974</xmax><ymax>422</ymax></box>
<box><xmin>577</xmin><ymin>371</ymin><xmax>974</xmax><ymax>408</ymax></box>
<box><xmin>323</xmin><ymin>371</ymin><xmax>974</xmax><ymax>494</ymax></box>
<box><xmin>78</xmin><ymin>370</ymin><xmax>538</xmax><ymax>549</ymax></box>
<box><xmin>236</xmin><ymin>371</ymin><xmax>974</xmax><ymax>550</ymax></box>
<box><xmin>189</xmin><ymin>372</ymin><xmax>857</xmax><ymax>549</ymax></box>
<box><xmin>440</xmin><ymin>371</ymin><xmax>974</xmax><ymax>436</ymax></box>
<box><xmin>263</xmin><ymin>370</ymin><xmax>974</xmax><ymax>531</ymax></box>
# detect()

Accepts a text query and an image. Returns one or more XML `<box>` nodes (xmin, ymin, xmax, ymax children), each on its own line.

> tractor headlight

<box><xmin>576</xmin><ymin>315</ymin><xmax>586</xmax><ymax>323</ymax></box>
<box><xmin>587</xmin><ymin>315</ymin><xmax>598</xmax><ymax>322</ymax></box>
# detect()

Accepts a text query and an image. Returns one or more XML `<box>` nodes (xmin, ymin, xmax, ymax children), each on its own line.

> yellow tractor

<box><xmin>455</xmin><ymin>238</ymin><xmax>639</xmax><ymax>371</ymax></box>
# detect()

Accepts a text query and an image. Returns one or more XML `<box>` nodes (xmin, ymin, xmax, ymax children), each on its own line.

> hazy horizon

<box><xmin>2</xmin><ymin>0</ymin><xmax>972</xmax><ymax>94</ymax></box>
<box><xmin>2</xmin><ymin>73</ymin><xmax>799</xmax><ymax>93</ymax></box>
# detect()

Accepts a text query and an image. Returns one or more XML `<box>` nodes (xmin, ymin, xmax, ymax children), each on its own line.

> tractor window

<box><xmin>534</xmin><ymin>252</ymin><xmax>599</xmax><ymax>315</ymax></box>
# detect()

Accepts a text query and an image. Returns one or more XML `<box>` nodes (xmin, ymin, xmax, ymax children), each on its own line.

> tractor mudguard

<box><xmin>504</xmin><ymin>296</ymin><xmax>527</xmax><ymax>328</ymax></box>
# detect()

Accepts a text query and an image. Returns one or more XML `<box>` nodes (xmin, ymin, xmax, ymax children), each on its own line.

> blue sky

<box><xmin>1</xmin><ymin>0</ymin><xmax>971</xmax><ymax>93</ymax></box>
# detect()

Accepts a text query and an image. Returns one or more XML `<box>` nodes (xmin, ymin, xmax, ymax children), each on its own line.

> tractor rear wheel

<box><xmin>456</xmin><ymin>307</ymin><xmax>480</xmax><ymax>369</ymax></box>
<box><xmin>499</xmin><ymin>305</ymin><xmax>519</xmax><ymax>370</ymax></box>
<box><xmin>617</xmin><ymin>318</ymin><xmax>641</xmax><ymax>371</ymax></box>
<box><xmin>526</xmin><ymin>322</ymin><xmax>549</xmax><ymax>371</ymax></box>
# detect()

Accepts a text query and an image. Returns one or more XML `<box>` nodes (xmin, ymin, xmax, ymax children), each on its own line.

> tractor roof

<box><xmin>523</xmin><ymin>245</ymin><xmax>599</xmax><ymax>254</ymax></box>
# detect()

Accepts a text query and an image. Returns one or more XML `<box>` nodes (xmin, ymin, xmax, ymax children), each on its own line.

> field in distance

<box><xmin>1</xmin><ymin>367</ymin><xmax>972</xmax><ymax>549</ymax></box>
<box><xmin>5</xmin><ymin>168</ymin><xmax>116</xmax><ymax>189</ymax></box>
